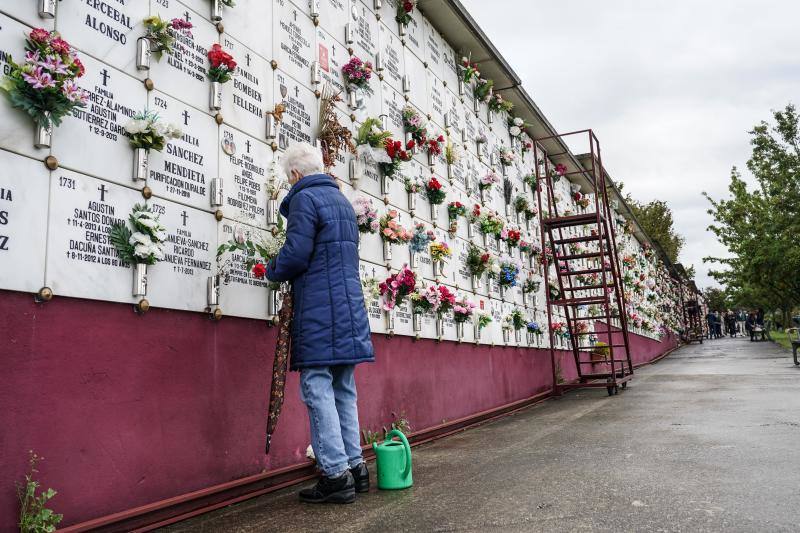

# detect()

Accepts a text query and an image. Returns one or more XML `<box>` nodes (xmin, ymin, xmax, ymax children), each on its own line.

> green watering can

<box><xmin>372</xmin><ymin>429</ymin><xmax>413</xmax><ymax>490</ymax></box>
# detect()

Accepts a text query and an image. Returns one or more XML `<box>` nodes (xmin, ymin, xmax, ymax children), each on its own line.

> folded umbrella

<box><xmin>265</xmin><ymin>289</ymin><xmax>293</xmax><ymax>454</ymax></box>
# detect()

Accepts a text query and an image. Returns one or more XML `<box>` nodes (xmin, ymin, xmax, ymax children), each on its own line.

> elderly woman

<box><xmin>267</xmin><ymin>143</ymin><xmax>374</xmax><ymax>504</ymax></box>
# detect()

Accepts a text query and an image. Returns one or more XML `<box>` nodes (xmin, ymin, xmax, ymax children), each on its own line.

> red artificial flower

<box><xmin>72</xmin><ymin>56</ymin><xmax>85</xmax><ymax>77</ymax></box>
<box><xmin>427</xmin><ymin>177</ymin><xmax>442</xmax><ymax>190</ymax></box>
<box><xmin>399</xmin><ymin>150</ymin><xmax>409</xmax><ymax>160</ymax></box>
<box><xmin>208</xmin><ymin>43</ymin><xmax>235</xmax><ymax>70</ymax></box>
<box><xmin>555</xmin><ymin>163</ymin><xmax>567</xmax><ymax>176</ymax></box>
<box><xmin>50</xmin><ymin>37</ymin><xmax>70</xmax><ymax>54</ymax></box>
<box><xmin>29</xmin><ymin>28</ymin><xmax>50</xmax><ymax>43</ymax></box>
<box><xmin>406</xmin><ymin>139</ymin><xmax>415</xmax><ymax>150</ymax></box>
<box><xmin>403</xmin><ymin>1</ymin><xmax>414</xmax><ymax>13</ymax></box>
<box><xmin>252</xmin><ymin>262</ymin><xmax>267</xmax><ymax>279</ymax></box>
<box><xmin>480</xmin><ymin>253</ymin><xmax>490</xmax><ymax>263</ymax></box>
<box><xmin>437</xmin><ymin>135</ymin><xmax>445</xmax><ymax>143</ymax></box>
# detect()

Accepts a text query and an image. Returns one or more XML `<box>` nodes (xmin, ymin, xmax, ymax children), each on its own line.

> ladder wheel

<box><xmin>613</xmin><ymin>385</ymin><xmax>619</xmax><ymax>395</ymax></box>
<box><xmin>607</xmin><ymin>386</ymin><xmax>614</xmax><ymax>396</ymax></box>
<box><xmin>621</xmin><ymin>382</ymin><xmax>627</xmax><ymax>389</ymax></box>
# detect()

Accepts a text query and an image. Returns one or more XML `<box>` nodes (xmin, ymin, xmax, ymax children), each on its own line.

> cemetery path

<box><xmin>161</xmin><ymin>337</ymin><xmax>800</xmax><ymax>533</ymax></box>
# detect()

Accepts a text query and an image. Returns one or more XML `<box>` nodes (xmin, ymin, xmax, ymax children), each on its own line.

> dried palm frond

<box><xmin>317</xmin><ymin>83</ymin><xmax>355</xmax><ymax>171</ymax></box>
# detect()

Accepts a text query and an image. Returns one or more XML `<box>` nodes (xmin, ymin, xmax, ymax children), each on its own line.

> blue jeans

<box><xmin>300</xmin><ymin>365</ymin><xmax>363</xmax><ymax>477</ymax></box>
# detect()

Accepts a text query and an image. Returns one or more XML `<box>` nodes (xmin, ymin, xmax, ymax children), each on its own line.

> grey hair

<box><xmin>281</xmin><ymin>142</ymin><xmax>324</xmax><ymax>180</ymax></box>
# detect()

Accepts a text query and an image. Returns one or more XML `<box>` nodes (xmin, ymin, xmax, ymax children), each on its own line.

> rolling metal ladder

<box><xmin>534</xmin><ymin>130</ymin><xmax>634</xmax><ymax>396</ymax></box>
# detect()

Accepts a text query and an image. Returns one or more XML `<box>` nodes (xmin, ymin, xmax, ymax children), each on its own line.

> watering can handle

<box><xmin>385</xmin><ymin>429</ymin><xmax>411</xmax><ymax>480</ymax></box>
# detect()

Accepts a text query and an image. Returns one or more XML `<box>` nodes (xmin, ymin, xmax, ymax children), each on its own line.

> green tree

<box><xmin>703</xmin><ymin>287</ymin><xmax>729</xmax><ymax>312</ymax></box>
<box><xmin>703</xmin><ymin>104</ymin><xmax>800</xmax><ymax>325</ymax></box>
<box><xmin>627</xmin><ymin>199</ymin><xmax>686</xmax><ymax>264</ymax></box>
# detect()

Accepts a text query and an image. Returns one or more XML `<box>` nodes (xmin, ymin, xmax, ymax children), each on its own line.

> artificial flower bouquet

<box><xmin>379</xmin><ymin>138</ymin><xmax>413</xmax><ymax>178</ymax></box>
<box><xmin>447</xmin><ymin>201</ymin><xmax>466</xmax><ymax>234</ymax></box>
<box><xmin>523</xmin><ymin>173</ymin><xmax>538</xmax><ymax>191</ymax></box>
<box><xmin>110</xmin><ymin>204</ymin><xmax>167</xmax><ymax>265</ymax></box>
<box><xmin>402</xmin><ymin>104</ymin><xmax>427</xmax><ymax>148</ymax></box>
<box><xmin>404</xmin><ymin>175</ymin><xmax>425</xmax><ymax>194</ymax></box>
<box><xmin>498</xmin><ymin>146</ymin><xmax>517</xmax><ymax>167</ymax></box>
<box><xmin>353</xmin><ymin>196</ymin><xmax>379</xmax><ymax>234</ymax></box>
<box><xmin>466</xmin><ymin>243</ymin><xmax>494</xmax><ymax>277</ymax></box>
<box><xmin>550</xmin><ymin>321</ymin><xmax>570</xmax><ymax>339</ymax></box>
<box><xmin>217</xmin><ymin>218</ymin><xmax>286</xmax><ymax>279</ymax></box>
<box><xmin>522</xmin><ymin>275</ymin><xmax>541</xmax><ymax>294</ymax></box>
<box><xmin>444</xmin><ymin>137</ymin><xmax>461</xmax><ymax>166</ymax></box>
<box><xmin>430</xmin><ymin>242</ymin><xmax>452</xmax><ymax>263</ymax></box>
<box><xmin>476</xmin><ymin>311</ymin><xmax>493</xmax><ymax>331</ymax></box>
<box><xmin>379</xmin><ymin>210</ymin><xmax>412</xmax><ymax>244</ymax></box>
<box><xmin>452</xmin><ymin>296</ymin><xmax>477</xmax><ymax>323</ymax></box>
<box><xmin>395</xmin><ymin>0</ymin><xmax>417</xmax><ymax>25</ymax></box>
<box><xmin>413</xmin><ymin>284</ymin><xmax>457</xmax><ymax>317</ymax></box>
<box><xmin>509</xmin><ymin>309</ymin><xmax>526</xmax><ymax>331</ymax></box>
<box><xmin>124</xmin><ymin>110</ymin><xmax>183</xmax><ymax>152</ymax></box>
<box><xmin>514</xmin><ymin>195</ymin><xmax>536</xmax><ymax>220</ymax></box>
<box><xmin>459</xmin><ymin>56</ymin><xmax>480</xmax><ymax>84</ymax></box>
<box><xmin>342</xmin><ymin>55</ymin><xmax>373</xmax><ymax>94</ymax></box>
<box><xmin>207</xmin><ymin>43</ymin><xmax>236</xmax><ymax>83</ymax></box>
<box><xmin>551</xmin><ymin>163</ymin><xmax>568</xmax><ymax>180</ymax></box>
<box><xmin>142</xmin><ymin>15</ymin><xmax>193</xmax><ymax>60</ymax></box>
<box><xmin>473</xmin><ymin>77</ymin><xmax>493</xmax><ymax>103</ymax></box>
<box><xmin>488</xmin><ymin>92</ymin><xmax>513</xmax><ymax>114</ymax></box>
<box><xmin>493</xmin><ymin>257</ymin><xmax>521</xmax><ymax>288</ymax></box>
<box><xmin>477</xmin><ymin>209</ymin><xmax>504</xmax><ymax>237</ymax></box>
<box><xmin>548</xmin><ymin>280</ymin><xmax>562</xmax><ymax>301</ymax></box>
<box><xmin>526</xmin><ymin>321</ymin><xmax>543</xmax><ymax>335</ymax></box>
<box><xmin>479</xmin><ymin>170</ymin><xmax>501</xmax><ymax>191</ymax></box>
<box><xmin>355</xmin><ymin>117</ymin><xmax>392</xmax><ymax>158</ymax></box>
<box><xmin>425</xmin><ymin>134</ymin><xmax>445</xmax><ymax>159</ymax></box>
<box><xmin>1</xmin><ymin>28</ymin><xmax>88</xmax><ymax>140</ymax></box>
<box><xmin>501</xmin><ymin>227</ymin><xmax>522</xmax><ymax>249</ymax></box>
<box><xmin>573</xmin><ymin>190</ymin><xmax>591</xmax><ymax>210</ymax></box>
<box><xmin>424</xmin><ymin>176</ymin><xmax>446</xmax><ymax>205</ymax></box>
<box><xmin>507</xmin><ymin>116</ymin><xmax>529</xmax><ymax>138</ymax></box>
<box><xmin>379</xmin><ymin>266</ymin><xmax>416</xmax><ymax>310</ymax></box>
<box><xmin>409</xmin><ymin>223</ymin><xmax>436</xmax><ymax>254</ymax></box>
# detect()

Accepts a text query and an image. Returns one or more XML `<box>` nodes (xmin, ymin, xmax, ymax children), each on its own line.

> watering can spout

<box><xmin>372</xmin><ymin>429</ymin><xmax>413</xmax><ymax>490</ymax></box>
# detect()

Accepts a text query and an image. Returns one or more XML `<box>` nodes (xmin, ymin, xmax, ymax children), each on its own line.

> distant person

<box><xmin>706</xmin><ymin>310</ymin><xmax>716</xmax><ymax>339</ymax></box>
<box><xmin>737</xmin><ymin>309</ymin><xmax>747</xmax><ymax>335</ymax></box>
<box><xmin>714</xmin><ymin>311</ymin><xmax>723</xmax><ymax>339</ymax></box>
<box><xmin>746</xmin><ymin>312</ymin><xmax>756</xmax><ymax>341</ymax></box>
<box><xmin>725</xmin><ymin>311</ymin><xmax>737</xmax><ymax>337</ymax></box>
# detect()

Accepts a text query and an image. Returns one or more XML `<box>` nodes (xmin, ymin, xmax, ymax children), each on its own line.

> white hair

<box><xmin>281</xmin><ymin>142</ymin><xmax>324</xmax><ymax>180</ymax></box>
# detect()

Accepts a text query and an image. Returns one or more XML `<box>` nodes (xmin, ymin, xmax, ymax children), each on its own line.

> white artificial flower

<box><xmin>491</xmin><ymin>263</ymin><xmax>501</xmax><ymax>275</ymax></box>
<box><xmin>152</xmin><ymin>227</ymin><xmax>167</xmax><ymax>243</ymax></box>
<box><xmin>150</xmin><ymin>242</ymin><xmax>166</xmax><ymax>261</ymax></box>
<box><xmin>133</xmin><ymin>242</ymin><xmax>153</xmax><ymax>259</ymax></box>
<box><xmin>167</xmin><ymin>123</ymin><xmax>183</xmax><ymax>139</ymax></box>
<box><xmin>129</xmin><ymin>231</ymin><xmax>152</xmax><ymax>246</ymax></box>
<box><xmin>513</xmin><ymin>117</ymin><xmax>524</xmax><ymax>127</ymax></box>
<box><xmin>136</xmin><ymin>216</ymin><xmax>158</xmax><ymax>229</ymax></box>
<box><xmin>152</xmin><ymin>121</ymin><xmax>168</xmax><ymax>138</ymax></box>
<box><xmin>509</xmin><ymin>126</ymin><xmax>521</xmax><ymax>137</ymax></box>
<box><xmin>124</xmin><ymin>119</ymin><xmax>147</xmax><ymax>134</ymax></box>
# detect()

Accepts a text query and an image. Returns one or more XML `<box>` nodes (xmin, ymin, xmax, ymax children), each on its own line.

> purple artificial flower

<box><xmin>22</xmin><ymin>67</ymin><xmax>55</xmax><ymax>89</ymax></box>
<box><xmin>40</xmin><ymin>55</ymin><xmax>70</xmax><ymax>75</ymax></box>
<box><xmin>62</xmin><ymin>79</ymin><xmax>88</xmax><ymax>104</ymax></box>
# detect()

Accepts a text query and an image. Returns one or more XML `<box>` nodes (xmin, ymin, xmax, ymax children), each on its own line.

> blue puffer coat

<box><xmin>266</xmin><ymin>173</ymin><xmax>374</xmax><ymax>370</ymax></box>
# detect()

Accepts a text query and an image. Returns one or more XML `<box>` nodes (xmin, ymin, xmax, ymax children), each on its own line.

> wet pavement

<box><xmin>162</xmin><ymin>337</ymin><xmax>800</xmax><ymax>532</ymax></box>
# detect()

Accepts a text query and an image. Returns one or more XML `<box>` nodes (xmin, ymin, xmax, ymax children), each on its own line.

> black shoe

<box><xmin>350</xmin><ymin>462</ymin><xmax>370</xmax><ymax>493</ymax></box>
<box><xmin>299</xmin><ymin>471</ymin><xmax>356</xmax><ymax>504</ymax></box>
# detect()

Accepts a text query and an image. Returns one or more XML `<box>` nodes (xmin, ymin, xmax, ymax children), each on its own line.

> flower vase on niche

<box><xmin>207</xmin><ymin>44</ymin><xmax>236</xmax><ymax>112</ymax></box>
<box><xmin>436</xmin><ymin>317</ymin><xmax>445</xmax><ymax>339</ymax></box>
<box><xmin>430</xmin><ymin>203</ymin><xmax>439</xmax><ymax>221</ymax></box>
<box><xmin>474</xmin><ymin>323</ymin><xmax>482</xmax><ymax>342</ymax></box>
<box><xmin>109</xmin><ymin>205</ymin><xmax>167</xmax><ymax>303</ymax></box>
<box><xmin>480</xmin><ymin>187</ymin><xmax>488</xmax><ymax>204</ymax></box>
<box><xmin>514</xmin><ymin>329</ymin><xmax>522</xmax><ymax>344</ymax></box>
<box><xmin>432</xmin><ymin>260</ymin><xmax>443</xmax><ymax>278</ymax></box>
<box><xmin>381</xmin><ymin>175</ymin><xmax>391</xmax><ymax>195</ymax></box>
<box><xmin>456</xmin><ymin>321</ymin><xmax>464</xmax><ymax>341</ymax></box>
<box><xmin>125</xmin><ymin>111</ymin><xmax>182</xmax><ymax>182</ymax></box>
<box><xmin>467</xmin><ymin>222</ymin><xmax>475</xmax><ymax>239</ymax></box>
<box><xmin>267</xmin><ymin>286</ymin><xmax>282</xmax><ymax>319</ymax></box>
<box><xmin>267</xmin><ymin>197</ymin><xmax>279</xmax><ymax>225</ymax></box>
<box><xmin>385</xmin><ymin>307</ymin><xmax>396</xmax><ymax>330</ymax></box>
<box><xmin>413</xmin><ymin>313</ymin><xmax>422</xmax><ymax>333</ymax></box>
<box><xmin>1</xmin><ymin>29</ymin><xmax>89</xmax><ymax>148</ymax></box>
<box><xmin>410</xmin><ymin>250</ymin><xmax>419</xmax><ymax>270</ymax></box>
<box><xmin>383</xmin><ymin>241</ymin><xmax>392</xmax><ymax>262</ymax></box>
<box><xmin>207</xmin><ymin>274</ymin><xmax>220</xmax><ymax>306</ymax></box>
<box><xmin>210</xmin><ymin>177</ymin><xmax>224</xmax><ymax>208</ymax></box>
<box><xmin>136</xmin><ymin>36</ymin><xmax>151</xmax><ymax>71</ymax></box>
<box><xmin>471</xmin><ymin>274</ymin><xmax>481</xmax><ymax>290</ymax></box>
<box><xmin>408</xmin><ymin>190</ymin><xmax>417</xmax><ymax>211</ymax></box>
<box><xmin>39</xmin><ymin>0</ymin><xmax>56</xmax><ymax>17</ymax></box>
<box><xmin>502</xmin><ymin>328</ymin><xmax>511</xmax><ymax>344</ymax></box>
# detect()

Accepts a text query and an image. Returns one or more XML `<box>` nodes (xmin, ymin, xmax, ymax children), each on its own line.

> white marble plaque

<box><xmin>217</xmin><ymin>219</ymin><xmax>271</xmax><ymax>319</ymax></box>
<box><xmin>54</xmin><ymin>56</ymin><xmax>144</xmax><ymax>187</ymax></box>
<box><xmin>440</xmin><ymin>40</ymin><xmax>459</xmax><ymax>92</ymax></box>
<box><xmin>380</xmin><ymin>81</ymin><xmax>404</xmax><ymax>139</ymax></box>
<box><xmin>45</xmin><ymin>169</ymin><xmax>142</xmax><ymax>303</ymax></box>
<box><xmin>0</xmin><ymin>14</ymin><xmax>51</xmax><ymax>159</ymax></box>
<box><xmin>275</xmin><ymin>70</ymin><xmax>319</xmax><ymax>149</ymax></box>
<box><xmin>219</xmin><ymin>125</ymin><xmax>271</xmax><ymax>227</ymax></box>
<box><xmin>147</xmin><ymin>91</ymin><xmax>217</xmax><ymax>210</ymax></box>
<box><xmin>401</xmin><ymin>6</ymin><xmax>424</xmax><ymax>61</ymax></box>
<box><xmin>316</xmin><ymin>26</ymin><xmax>348</xmax><ymax>100</ymax></box>
<box><xmin>0</xmin><ymin>1</ymin><xmax>54</xmax><ymax>30</ymax></box>
<box><xmin>273</xmin><ymin>0</ymin><xmax>316</xmax><ymax>91</ymax></box>
<box><xmin>146</xmin><ymin>198</ymin><xmax>216</xmax><ymax>311</ymax></box>
<box><xmin>352</xmin><ymin>1</ymin><xmax>379</xmax><ymax>59</ymax></box>
<box><xmin>426</xmin><ymin>70</ymin><xmax>445</xmax><ymax>129</ymax></box>
<box><xmin>220</xmin><ymin>2</ymin><xmax>273</xmax><ymax>60</ymax></box>
<box><xmin>317</xmin><ymin>0</ymin><xmax>349</xmax><ymax>43</ymax></box>
<box><xmin>422</xmin><ymin>18</ymin><xmax>443</xmax><ymax>77</ymax></box>
<box><xmin>221</xmin><ymin>36</ymin><xmax>271</xmax><ymax>139</ymax></box>
<box><xmin>0</xmin><ymin>150</ymin><xmax>49</xmax><ymax>293</ymax></box>
<box><xmin>360</xmin><ymin>259</ymin><xmax>388</xmax><ymax>335</ymax></box>
<box><xmin>377</xmin><ymin>22</ymin><xmax>404</xmax><ymax>91</ymax></box>
<box><xmin>55</xmin><ymin>0</ymin><xmax>147</xmax><ymax>79</ymax></box>
<box><xmin>149</xmin><ymin>3</ymin><xmax>219</xmax><ymax>115</ymax></box>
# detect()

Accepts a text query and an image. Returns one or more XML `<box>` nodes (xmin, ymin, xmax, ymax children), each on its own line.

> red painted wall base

<box><xmin>0</xmin><ymin>291</ymin><xmax>676</xmax><ymax>531</ymax></box>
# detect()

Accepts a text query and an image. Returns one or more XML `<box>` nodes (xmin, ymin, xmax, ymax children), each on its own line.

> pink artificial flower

<box><xmin>40</xmin><ymin>55</ymin><xmax>69</xmax><ymax>75</ymax></box>
<box><xmin>50</xmin><ymin>37</ymin><xmax>71</xmax><ymax>54</ymax></box>
<box><xmin>62</xmin><ymin>79</ymin><xmax>88</xmax><ymax>104</ymax></box>
<box><xmin>29</xmin><ymin>28</ymin><xmax>51</xmax><ymax>44</ymax></box>
<box><xmin>22</xmin><ymin>67</ymin><xmax>55</xmax><ymax>89</ymax></box>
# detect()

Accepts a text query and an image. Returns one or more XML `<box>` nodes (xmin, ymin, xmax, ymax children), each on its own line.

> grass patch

<box><xmin>771</xmin><ymin>330</ymin><xmax>794</xmax><ymax>351</ymax></box>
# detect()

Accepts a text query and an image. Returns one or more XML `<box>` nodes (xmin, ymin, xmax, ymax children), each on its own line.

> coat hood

<box><xmin>280</xmin><ymin>173</ymin><xmax>338</xmax><ymax>217</ymax></box>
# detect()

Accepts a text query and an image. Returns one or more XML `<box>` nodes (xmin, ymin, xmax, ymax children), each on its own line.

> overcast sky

<box><xmin>460</xmin><ymin>0</ymin><xmax>800</xmax><ymax>287</ymax></box>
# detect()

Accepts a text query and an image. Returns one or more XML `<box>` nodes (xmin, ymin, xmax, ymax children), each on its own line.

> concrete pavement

<box><xmin>162</xmin><ymin>337</ymin><xmax>800</xmax><ymax>532</ymax></box>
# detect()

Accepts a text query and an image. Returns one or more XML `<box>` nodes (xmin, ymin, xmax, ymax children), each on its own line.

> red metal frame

<box><xmin>534</xmin><ymin>130</ymin><xmax>634</xmax><ymax>396</ymax></box>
